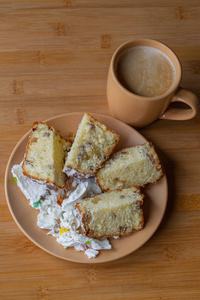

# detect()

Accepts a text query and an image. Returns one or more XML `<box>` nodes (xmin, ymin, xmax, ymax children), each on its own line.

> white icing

<box><xmin>37</xmin><ymin>204</ymin><xmax>62</xmax><ymax>229</ymax></box>
<box><xmin>12</xmin><ymin>163</ymin><xmax>111</xmax><ymax>258</ymax></box>
<box><xmin>55</xmin><ymin>209</ymin><xmax>111</xmax><ymax>254</ymax></box>
<box><xmin>11</xmin><ymin>163</ymin><xmax>47</xmax><ymax>206</ymax></box>
<box><xmin>61</xmin><ymin>181</ymin><xmax>88</xmax><ymax>211</ymax></box>
<box><xmin>63</xmin><ymin>166</ymin><xmax>92</xmax><ymax>179</ymax></box>
<box><xmin>85</xmin><ymin>249</ymin><xmax>99</xmax><ymax>259</ymax></box>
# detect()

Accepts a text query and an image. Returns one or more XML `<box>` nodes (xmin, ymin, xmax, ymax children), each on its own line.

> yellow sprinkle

<box><xmin>59</xmin><ymin>227</ymin><xmax>69</xmax><ymax>235</ymax></box>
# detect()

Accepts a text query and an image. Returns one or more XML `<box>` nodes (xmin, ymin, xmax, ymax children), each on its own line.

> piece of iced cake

<box><xmin>96</xmin><ymin>142</ymin><xmax>163</xmax><ymax>191</ymax></box>
<box><xmin>22</xmin><ymin>122</ymin><xmax>72</xmax><ymax>188</ymax></box>
<box><xmin>76</xmin><ymin>187</ymin><xmax>144</xmax><ymax>239</ymax></box>
<box><xmin>63</xmin><ymin>113</ymin><xmax>120</xmax><ymax>178</ymax></box>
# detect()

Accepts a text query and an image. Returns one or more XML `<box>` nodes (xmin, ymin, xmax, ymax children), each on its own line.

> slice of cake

<box><xmin>75</xmin><ymin>187</ymin><xmax>144</xmax><ymax>239</ymax></box>
<box><xmin>22</xmin><ymin>122</ymin><xmax>72</xmax><ymax>188</ymax></box>
<box><xmin>63</xmin><ymin>112</ymin><xmax>120</xmax><ymax>178</ymax></box>
<box><xmin>96</xmin><ymin>142</ymin><xmax>163</xmax><ymax>191</ymax></box>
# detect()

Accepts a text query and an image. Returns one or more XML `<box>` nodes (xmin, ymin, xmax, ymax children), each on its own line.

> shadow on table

<box><xmin>155</xmin><ymin>147</ymin><xmax>176</xmax><ymax>230</ymax></box>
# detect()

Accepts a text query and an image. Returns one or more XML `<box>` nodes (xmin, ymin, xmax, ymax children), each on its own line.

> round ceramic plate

<box><xmin>5</xmin><ymin>112</ymin><xmax>168</xmax><ymax>264</ymax></box>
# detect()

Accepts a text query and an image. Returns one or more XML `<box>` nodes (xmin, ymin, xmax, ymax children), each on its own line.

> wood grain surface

<box><xmin>1</xmin><ymin>1</ymin><xmax>200</xmax><ymax>299</ymax></box>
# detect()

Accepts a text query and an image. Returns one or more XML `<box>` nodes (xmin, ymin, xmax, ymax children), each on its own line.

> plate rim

<box><xmin>4</xmin><ymin>112</ymin><xmax>168</xmax><ymax>264</ymax></box>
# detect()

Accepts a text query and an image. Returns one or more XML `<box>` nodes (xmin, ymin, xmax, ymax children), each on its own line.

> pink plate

<box><xmin>5</xmin><ymin>112</ymin><xmax>168</xmax><ymax>263</ymax></box>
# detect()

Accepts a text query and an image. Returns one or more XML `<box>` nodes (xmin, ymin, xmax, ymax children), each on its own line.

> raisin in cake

<box><xmin>75</xmin><ymin>187</ymin><xmax>144</xmax><ymax>239</ymax></box>
<box><xmin>22</xmin><ymin>122</ymin><xmax>72</xmax><ymax>188</ymax></box>
<box><xmin>63</xmin><ymin>112</ymin><xmax>120</xmax><ymax>178</ymax></box>
<box><xmin>96</xmin><ymin>142</ymin><xmax>163</xmax><ymax>191</ymax></box>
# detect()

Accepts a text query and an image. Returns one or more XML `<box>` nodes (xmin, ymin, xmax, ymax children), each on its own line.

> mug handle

<box><xmin>159</xmin><ymin>88</ymin><xmax>199</xmax><ymax>120</ymax></box>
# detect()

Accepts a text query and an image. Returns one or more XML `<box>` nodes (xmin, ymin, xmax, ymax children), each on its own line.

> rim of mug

<box><xmin>111</xmin><ymin>39</ymin><xmax>182</xmax><ymax>101</ymax></box>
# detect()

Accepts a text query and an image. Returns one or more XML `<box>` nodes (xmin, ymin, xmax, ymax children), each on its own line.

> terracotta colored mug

<box><xmin>107</xmin><ymin>39</ymin><xmax>199</xmax><ymax>127</ymax></box>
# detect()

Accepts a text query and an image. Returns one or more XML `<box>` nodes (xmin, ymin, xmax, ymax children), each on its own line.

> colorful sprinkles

<box><xmin>33</xmin><ymin>200</ymin><xmax>42</xmax><ymax>208</ymax></box>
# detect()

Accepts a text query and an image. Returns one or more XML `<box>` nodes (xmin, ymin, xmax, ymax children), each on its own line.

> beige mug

<box><xmin>107</xmin><ymin>39</ymin><xmax>199</xmax><ymax>128</ymax></box>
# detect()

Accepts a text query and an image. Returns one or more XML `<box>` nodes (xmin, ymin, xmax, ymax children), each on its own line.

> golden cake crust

<box><xmin>75</xmin><ymin>187</ymin><xmax>144</xmax><ymax>240</ymax></box>
<box><xmin>96</xmin><ymin>142</ymin><xmax>163</xmax><ymax>191</ymax></box>
<box><xmin>64</xmin><ymin>112</ymin><xmax>120</xmax><ymax>177</ymax></box>
<box><xmin>22</xmin><ymin>122</ymin><xmax>72</xmax><ymax>188</ymax></box>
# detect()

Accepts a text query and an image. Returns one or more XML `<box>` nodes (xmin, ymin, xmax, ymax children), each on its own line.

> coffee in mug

<box><xmin>117</xmin><ymin>46</ymin><xmax>176</xmax><ymax>97</ymax></box>
<box><xmin>107</xmin><ymin>39</ymin><xmax>199</xmax><ymax>127</ymax></box>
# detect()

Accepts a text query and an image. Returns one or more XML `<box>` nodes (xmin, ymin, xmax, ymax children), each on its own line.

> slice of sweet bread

<box><xmin>22</xmin><ymin>122</ymin><xmax>72</xmax><ymax>188</ymax></box>
<box><xmin>63</xmin><ymin>112</ymin><xmax>120</xmax><ymax>178</ymax></box>
<box><xmin>75</xmin><ymin>187</ymin><xmax>144</xmax><ymax>239</ymax></box>
<box><xmin>96</xmin><ymin>142</ymin><xmax>163</xmax><ymax>191</ymax></box>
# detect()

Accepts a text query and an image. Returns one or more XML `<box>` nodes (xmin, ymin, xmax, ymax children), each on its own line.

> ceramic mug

<box><xmin>107</xmin><ymin>39</ymin><xmax>199</xmax><ymax>128</ymax></box>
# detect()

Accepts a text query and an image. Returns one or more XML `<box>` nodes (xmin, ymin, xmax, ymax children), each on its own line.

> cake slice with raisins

<box><xmin>96</xmin><ymin>142</ymin><xmax>163</xmax><ymax>191</ymax></box>
<box><xmin>75</xmin><ymin>187</ymin><xmax>144</xmax><ymax>239</ymax></box>
<box><xmin>63</xmin><ymin>112</ymin><xmax>120</xmax><ymax>178</ymax></box>
<box><xmin>22</xmin><ymin>122</ymin><xmax>72</xmax><ymax>188</ymax></box>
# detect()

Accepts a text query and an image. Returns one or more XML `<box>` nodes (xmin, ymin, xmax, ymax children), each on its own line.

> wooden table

<box><xmin>1</xmin><ymin>1</ymin><xmax>200</xmax><ymax>299</ymax></box>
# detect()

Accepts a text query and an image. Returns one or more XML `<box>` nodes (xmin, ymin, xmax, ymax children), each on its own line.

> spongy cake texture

<box><xmin>22</xmin><ymin>122</ymin><xmax>72</xmax><ymax>188</ymax></box>
<box><xmin>76</xmin><ymin>187</ymin><xmax>144</xmax><ymax>239</ymax></box>
<box><xmin>96</xmin><ymin>142</ymin><xmax>163</xmax><ymax>191</ymax></box>
<box><xmin>64</xmin><ymin>113</ymin><xmax>120</xmax><ymax>176</ymax></box>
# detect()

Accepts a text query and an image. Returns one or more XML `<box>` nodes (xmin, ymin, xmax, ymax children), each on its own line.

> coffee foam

<box><xmin>117</xmin><ymin>46</ymin><xmax>176</xmax><ymax>97</ymax></box>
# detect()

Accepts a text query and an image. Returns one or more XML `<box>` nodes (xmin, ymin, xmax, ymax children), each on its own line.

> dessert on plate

<box><xmin>11</xmin><ymin>113</ymin><xmax>163</xmax><ymax>259</ymax></box>
<box><xmin>63</xmin><ymin>112</ymin><xmax>120</xmax><ymax>178</ymax></box>
<box><xmin>22</xmin><ymin>122</ymin><xmax>72</xmax><ymax>188</ymax></box>
<box><xmin>76</xmin><ymin>187</ymin><xmax>144</xmax><ymax>239</ymax></box>
<box><xmin>96</xmin><ymin>142</ymin><xmax>163</xmax><ymax>191</ymax></box>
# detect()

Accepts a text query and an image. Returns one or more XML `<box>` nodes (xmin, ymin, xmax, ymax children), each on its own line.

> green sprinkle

<box><xmin>64</xmin><ymin>246</ymin><xmax>68</xmax><ymax>249</ymax></box>
<box><xmin>33</xmin><ymin>200</ymin><xmax>42</xmax><ymax>208</ymax></box>
<box><xmin>85</xmin><ymin>241</ymin><xmax>91</xmax><ymax>245</ymax></box>
<box><xmin>14</xmin><ymin>177</ymin><xmax>17</xmax><ymax>182</ymax></box>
